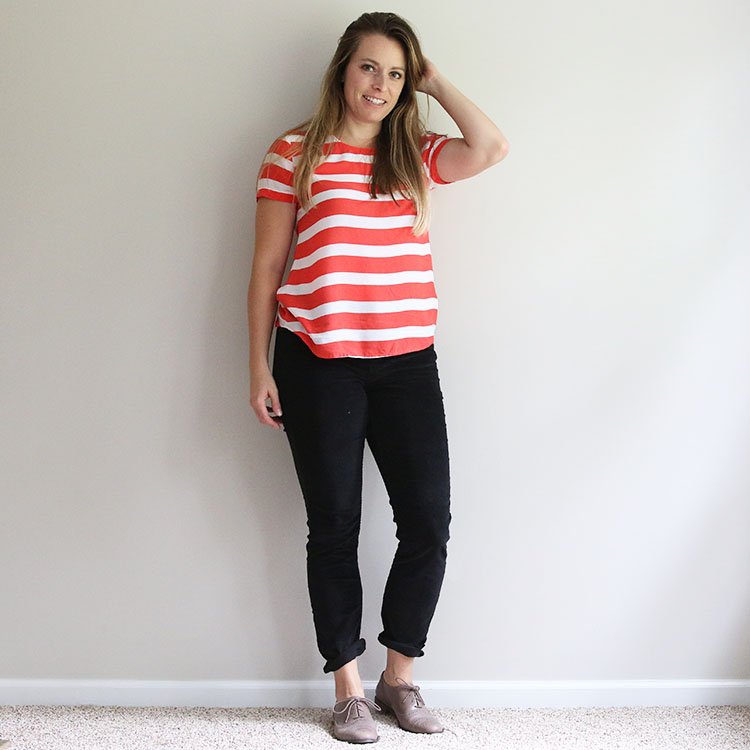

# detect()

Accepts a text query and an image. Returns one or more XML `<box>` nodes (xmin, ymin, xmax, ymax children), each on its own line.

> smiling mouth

<box><xmin>363</xmin><ymin>95</ymin><xmax>386</xmax><ymax>105</ymax></box>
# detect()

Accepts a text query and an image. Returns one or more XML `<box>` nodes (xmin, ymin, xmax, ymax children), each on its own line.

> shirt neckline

<box><xmin>331</xmin><ymin>135</ymin><xmax>376</xmax><ymax>153</ymax></box>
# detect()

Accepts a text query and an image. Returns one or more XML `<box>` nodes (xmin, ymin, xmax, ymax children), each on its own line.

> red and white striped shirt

<box><xmin>255</xmin><ymin>130</ymin><xmax>455</xmax><ymax>358</ymax></box>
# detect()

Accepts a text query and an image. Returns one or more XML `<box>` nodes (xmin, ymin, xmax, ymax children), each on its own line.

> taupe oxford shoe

<box><xmin>332</xmin><ymin>695</ymin><xmax>381</xmax><ymax>743</ymax></box>
<box><xmin>374</xmin><ymin>671</ymin><xmax>444</xmax><ymax>733</ymax></box>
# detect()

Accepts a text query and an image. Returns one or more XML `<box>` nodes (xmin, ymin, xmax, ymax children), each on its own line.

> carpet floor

<box><xmin>0</xmin><ymin>705</ymin><xmax>749</xmax><ymax>749</ymax></box>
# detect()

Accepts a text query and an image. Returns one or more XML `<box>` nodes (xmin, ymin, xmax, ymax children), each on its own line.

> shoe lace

<box><xmin>391</xmin><ymin>677</ymin><xmax>426</xmax><ymax>708</ymax></box>
<box><xmin>387</xmin><ymin>677</ymin><xmax>460</xmax><ymax>737</ymax></box>
<box><xmin>333</xmin><ymin>696</ymin><xmax>382</xmax><ymax>723</ymax></box>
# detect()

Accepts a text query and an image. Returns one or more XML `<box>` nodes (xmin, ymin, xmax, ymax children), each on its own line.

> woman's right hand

<box><xmin>250</xmin><ymin>367</ymin><xmax>285</xmax><ymax>431</ymax></box>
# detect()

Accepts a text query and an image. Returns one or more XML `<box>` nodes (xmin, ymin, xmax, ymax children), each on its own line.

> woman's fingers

<box><xmin>250</xmin><ymin>376</ymin><xmax>285</xmax><ymax>430</ymax></box>
<box><xmin>265</xmin><ymin>401</ymin><xmax>285</xmax><ymax>431</ymax></box>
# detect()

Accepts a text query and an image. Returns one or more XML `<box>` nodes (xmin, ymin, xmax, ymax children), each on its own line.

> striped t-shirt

<box><xmin>255</xmin><ymin>130</ymin><xmax>455</xmax><ymax>358</ymax></box>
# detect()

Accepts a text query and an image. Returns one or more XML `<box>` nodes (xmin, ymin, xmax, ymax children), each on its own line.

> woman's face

<box><xmin>341</xmin><ymin>33</ymin><xmax>407</xmax><ymax>129</ymax></box>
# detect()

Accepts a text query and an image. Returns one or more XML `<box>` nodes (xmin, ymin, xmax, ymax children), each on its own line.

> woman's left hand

<box><xmin>416</xmin><ymin>58</ymin><xmax>441</xmax><ymax>96</ymax></box>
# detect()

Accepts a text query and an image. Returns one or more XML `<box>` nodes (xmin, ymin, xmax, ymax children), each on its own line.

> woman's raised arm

<box><xmin>418</xmin><ymin>58</ymin><xmax>509</xmax><ymax>183</ymax></box>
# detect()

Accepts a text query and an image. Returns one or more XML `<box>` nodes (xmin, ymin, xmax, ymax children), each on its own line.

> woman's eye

<box><xmin>362</xmin><ymin>64</ymin><xmax>402</xmax><ymax>79</ymax></box>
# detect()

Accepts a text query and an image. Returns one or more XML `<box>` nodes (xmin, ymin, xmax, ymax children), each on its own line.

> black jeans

<box><xmin>272</xmin><ymin>326</ymin><xmax>452</xmax><ymax>674</ymax></box>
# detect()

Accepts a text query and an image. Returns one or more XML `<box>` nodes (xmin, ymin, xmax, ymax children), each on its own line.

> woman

<box><xmin>248</xmin><ymin>11</ymin><xmax>508</xmax><ymax>743</ymax></box>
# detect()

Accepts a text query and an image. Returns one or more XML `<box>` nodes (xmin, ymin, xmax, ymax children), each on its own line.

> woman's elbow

<box><xmin>491</xmin><ymin>140</ymin><xmax>510</xmax><ymax>164</ymax></box>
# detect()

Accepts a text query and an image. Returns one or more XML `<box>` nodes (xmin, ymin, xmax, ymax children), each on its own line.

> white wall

<box><xmin>1</xmin><ymin>0</ymin><xmax>749</xmax><ymax>695</ymax></box>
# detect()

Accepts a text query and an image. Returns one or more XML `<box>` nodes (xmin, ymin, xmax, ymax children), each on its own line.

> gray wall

<box><xmin>2</xmin><ymin>0</ymin><xmax>748</xmax><ymax>695</ymax></box>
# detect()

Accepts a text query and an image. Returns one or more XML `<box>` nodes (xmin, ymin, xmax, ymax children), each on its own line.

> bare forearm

<box><xmin>248</xmin><ymin>268</ymin><xmax>282</xmax><ymax>375</ymax></box>
<box><xmin>428</xmin><ymin>75</ymin><xmax>508</xmax><ymax>157</ymax></box>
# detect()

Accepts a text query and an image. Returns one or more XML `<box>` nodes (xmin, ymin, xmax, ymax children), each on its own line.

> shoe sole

<box><xmin>374</xmin><ymin>695</ymin><xmax>444</xmax><ymax>734</ymax></box>
<box><xmin>332</xmin><ymin>728</ymin><xmax>379</xmax><ymax>744</ymax></box>
<box><xmin>374</xmin><ymin>697</ymin><xmax>406</xmax><ymax>729</ymax></box>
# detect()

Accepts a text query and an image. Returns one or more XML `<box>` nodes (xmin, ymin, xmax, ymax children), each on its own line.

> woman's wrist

<box><xmin>250</xmin><ymin>358</ymin><xmax>271</xmax><ymax>377</ymax></box>
<box><xmin>422</xmin><ymin>72</ymin><xmax>445</xmax><ymax>99</ymax></box>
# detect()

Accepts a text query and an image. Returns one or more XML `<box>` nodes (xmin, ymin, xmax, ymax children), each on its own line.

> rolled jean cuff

<box><xmin>322</xmin><ymin>637</ymin><xmax>367</xmax><ymax>674</ymax></box>
<box><xmin>377</xmin><ymin>633</ymin><xmax>425</xmax><ymax>658</ymax></box>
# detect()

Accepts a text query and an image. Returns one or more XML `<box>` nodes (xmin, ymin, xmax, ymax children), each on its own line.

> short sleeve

<box><xmin>255</xmin><ymin>135</ymin><xmax>298</xmax><ymax>203</ymax></box>
<box><xmin>421</xmin><ymin>131</ymin><xmax>456</xmax><ymax>188</ymax></box>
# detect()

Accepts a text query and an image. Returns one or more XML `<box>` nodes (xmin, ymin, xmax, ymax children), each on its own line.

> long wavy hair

<box><xmin>279</xmin><ymin>12</ymin><xmax>435</xmax><ymax>236</ymax></box>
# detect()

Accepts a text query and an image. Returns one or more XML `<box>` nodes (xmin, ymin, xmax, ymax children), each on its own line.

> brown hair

<box><xmin>278</xmin><ymin>12</ymin><xmax>435</xmax><ymax>236</ymax></box>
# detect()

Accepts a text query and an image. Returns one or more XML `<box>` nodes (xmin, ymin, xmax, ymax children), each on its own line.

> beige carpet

<box><xmin>0</xmin><ymin>705</ymin><xmax>749</xmax><ymax>749</ymax></box>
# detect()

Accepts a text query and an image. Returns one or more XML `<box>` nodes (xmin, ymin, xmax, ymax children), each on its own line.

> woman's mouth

<box><xmin>363</xmin><ymin>94</ymin><xmax>386</xmax><ymax>106</ymax></box>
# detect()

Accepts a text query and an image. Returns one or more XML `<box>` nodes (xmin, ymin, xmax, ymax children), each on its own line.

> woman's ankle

<box><xmin>334</xmin><ymin>659</ymin><xmax>364</xmax><ymax>702</ymax></box>
<box><xmin>384</xmin><ymin>648</ymin><xmax>415</xmax><ymax>685</ymax></box>
<box><xmin>335</xmin><ymin>688</ymin><xmax>365</xmax><ymax>702</ymax></box>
